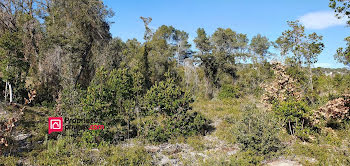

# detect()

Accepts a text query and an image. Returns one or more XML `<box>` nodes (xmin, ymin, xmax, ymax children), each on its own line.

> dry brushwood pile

<box><xmin>0</xmin><ymin>90</ymin><xmax>36</xmax><ymax>155</ymax></box>
<box><xmin>315</xmin><ymin>94</ymin><xmax>350</xmax><ymax>123</ymax></box>
<box><xmin>261</xmin><ymin>61</ymin><xmax>303</xmax><ymax>106</ymax></box>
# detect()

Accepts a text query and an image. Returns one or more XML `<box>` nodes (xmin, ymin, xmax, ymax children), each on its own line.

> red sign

<box><xmin>48</xmin><ymin>117</ymin><xmax>63</xmax><ymax>134</ymax></box>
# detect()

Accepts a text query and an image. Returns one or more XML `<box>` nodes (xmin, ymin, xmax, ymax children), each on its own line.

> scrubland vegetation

<box><xmin>1</xmin><ymin>0</ymin><xmax>350</xmax><ymax>165</ymax></box>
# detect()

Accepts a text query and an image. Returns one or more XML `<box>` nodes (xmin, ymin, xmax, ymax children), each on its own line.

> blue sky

<box><xmin>104</xmin><ymin>0</ymin><xmax>350</xmax><ymax>68</ymax></box>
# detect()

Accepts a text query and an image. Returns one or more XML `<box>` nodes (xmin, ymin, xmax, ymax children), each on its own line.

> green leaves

<box><xmin>83</xmin><ymin>67</ymin><xmax>135</xmax><ymax>120</ymax></box>
<box><xmin>334</xmin><ymin>37</ymin><xmax>350</xmax><ymax>67</ymax></box>
<box><xmin>235</xmin><ymin>106</ymin><xmax>283</xmax><ymax>158</ymax></box>
<box><xmin>80</xmin><ymin>68</ymin><xmax>208</xmax><ymax>143</ymax></box>
<box><xmin>143</xmin><ymin>76</ymin><xmax>193</xmax><ymax>116</ymax></box>
<box><xmin>80</xmin><ymin>67</ymin><xmax>140</xmax><ymax>142</ymax></box>
<box><xmin>194</xmin><ymin>27</ymin><xmax>250</xmax><ymax>98</ymax></box>
<box><xmin>0</xmin><ymin>32</ymin><xmax>28</xmax><ymax>81</ymax></box>
<box><xmin>140</xmin><ymin>76</ymin><xmax>209</xmax><ymax>142</ymax></box>
<box><xmin>250</xmin><ymin>34</ymin><xmax>271</xmax><ymax>63</ymax></box>
<box><xmin>276</xmin><ymin>20</ymin><xmax>324</xmax><ymax>66</ymax></box>
<box><xmin>194</xmin><ymin>28</ymin><xmax>211</xmax><ymax>54</ymax></box>
<box><xmin>329</xmin><ymin>0</ymin><xmax>350</xmax><ymax>25</ymax></box>
<box><xmin>211</xmin><ymin>28</ymin><xmax>249</xmax><ymax>61</ymax></box>
<box><xmin>329</xmin><ymin>0</ymin><xmax>350</xmax><ymax>67</ymax></box>
<box><xmin>218</xmin><ymin>84</ymin><xmax>241</xmax><ymax>99</ymax></box>
<box><xmin>272</xmin><ymin>100</ymin><xmax>312</xmax><ymax>140</ymax></box>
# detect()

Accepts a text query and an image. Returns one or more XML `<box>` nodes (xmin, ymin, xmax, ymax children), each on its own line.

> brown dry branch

<box><xmin>314</xmin><ymin>94</ymin><xmax>350</xmax><ymax>124</ymax></box>
<box><xmin>0</xmin><ymin>90</ymin><xmax>36</xmax><ymax>155</ymax></box>
<box><xmin>261</xmin><ymin>61</ymin><xmax>303</xmax><ymax>107</ymax></box>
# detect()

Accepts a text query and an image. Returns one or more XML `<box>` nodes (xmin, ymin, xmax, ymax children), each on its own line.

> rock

<box><xmin>267</xmin><ymin>159</ymin><xmax>301</xmax><ymax>166</ymax></box>
<box><xmin>145</xmin><ymin>145</ymin><xmax>160</xmax><ymax>153</ymax></box>
<box><xmin>158</xmin><ymin>153</ymin><xmax>179</xmax><ymax>166</ymax></box>
<box><xmin>13</xmin><ymin>133</ymin><xmax>31</xmax><ymax>141</ymax></box>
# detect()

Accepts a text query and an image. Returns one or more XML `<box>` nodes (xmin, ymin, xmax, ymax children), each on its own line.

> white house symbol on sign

<box><xmin>50</xmin><ymin>120</ymin><xmax>62</xmax><ymax>129</ymax></box>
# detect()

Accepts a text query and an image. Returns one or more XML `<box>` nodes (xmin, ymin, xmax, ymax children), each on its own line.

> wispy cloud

<box><xmin>299</xmin><ymin>11</ymin><xmax>347</xmax><ymax>30</ymax></box>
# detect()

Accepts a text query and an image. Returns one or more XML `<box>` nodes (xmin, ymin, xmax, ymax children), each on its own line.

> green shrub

<box><xmin>229</xmin><ymin>150</ymin><xmax>264</xmax><ymax>166</ymax></box>
<box><xmin>141</xmin><ymin>76</ymin><xmax>210</xmax><ymax>142</ymax></box>
<box><xmin>101</xmin><ymin>145</ymin><xmax>152</xmax><ymax>166</ymax></box>
<box><xmin>142</xmin><ymin>75</ymin><xmax>193</xmax><ymax>116</ymax></box>
<box><xmin>218</xmin><ymin>84</ymin><xmax>241</xmax><ymax>99</ymax></box>
<box><xmin>0</xmin><ymin>156</ymin><xmax>19</xmax><ymax>166</ymax></box>
<box><xmin>140</xmin><ymin>111</ymin><xmax>210</xmax><ymax>143</ymax></box>
<box><xmin>272</xmin><ymin>100</ymin><xmax>312</xmax><ymax>140</ymax></box>
<box><xmin>235</xmin><ymin>106</ymin><xmax>283</xmax><ymax>159</ymax></box>
<box><xmin>285</xmin><ymin>58</ymin><xmax>308</xmax><ymax>86</ymax></box>
<box><xmin>81</xmin><ymin>67</ymin><xmax>141</xmax><ymax>142</ymax></box>
<box><xmin>31</xmin><ymin>136</ymin><xmax>81</xmax><ymax>165</ymax></box>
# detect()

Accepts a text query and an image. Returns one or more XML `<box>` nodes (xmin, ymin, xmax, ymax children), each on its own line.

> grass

<box><xmin>192</xmin><ymin>98</ymin><xmax>241</xmax><ymax>120</ymax></box>
<box><xmin>186</xmin><ymin>136</ymin><xmax>207</xmax><ymax>151</ymax></box>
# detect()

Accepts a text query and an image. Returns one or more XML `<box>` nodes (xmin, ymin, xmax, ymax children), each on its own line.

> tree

<box><xmin>97</xmin><ymin>38</ymin><xmax>126</xmax><ymax>70</ymax></box>
<box><xmin>41</xmin><ymin>0</ymin><xmax>114</xmax><ymax>89</ymax></box>
<box><xmin>193</xmin><ymin>28</ymin><xmax>211</xmax><ymax>54</ymax></box>
<box><xmin>82</xmin><ymin>67</ymin><xmax>139</xmax><ymax>141</ymax></box>
<box><xmin>329</xmin><ymin>0</ymin><xmax>350</xmax><ymax>67</ymax></box>
<box><xmin>0</xmin><ymin>32</ymin><xmax>29</xmax><ymax>103</ymax></box>
<box><xmin>329</xmin><ymin>0</ymin><xmax>350</xmax><ymax>25</ymax></box>
<box><xmin>304</xmin><ymin>33</ymin><xmax>324</xmax><ymax>92</ymax></box>
<box><xmin>144</xmin><ymin>25</ymin><xmax>190</xmax><ymax>84</ymax></box>
<box><xmin>249</xmin><ymin>34</ymin><xmax>271</xmax><ymax>85</ymax></box>
<box><xmin>140</xmin><ymin>17</ymin><xmax>153</xmax><ymax>89</ymax></box>
<box><xmin>211</xmin><ymin>28</ymin><xmax>249</xmax><ymax>64</ymax></box>
<box><xmin>250</xmin><ymin>34</ymin><xmax>271</xmax><ymax>64</ymax></box>
<box><xmin>276</xmin><ymin>21</ymin><xmax>324</xmax><ymax>93</ymax></box>
<box><xmin>334</xmin><ymin>37</ymin><xmax>350</xmax><ymax>67</ymax></box>
<box><xmin>276</xmin><ymin>21</ymin><xmax>306</xmax><ymax>67</ymax></box>
<box><xmin>194</xmin><ymin>27</ymin><xmax>249</xmax><ymax>98</ymax></box>
<box><xmin>194</xmin><ymin>28</ymin><xmax>217</xmax><ymax>98</ymax></box>
<box><xmin>0</xmin><ymin>0</ymin><xmax>43</xmax><ymax>103</ymax></box>
<box><xmin>211</xmin><ymin>28</ymin><xmax>249</xmax><ymax>80</ymax></box>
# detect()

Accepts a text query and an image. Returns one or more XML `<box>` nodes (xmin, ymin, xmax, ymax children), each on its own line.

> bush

<box><xmin>81</xmin><ymin>67</ymin><xmax>141</xmax><ymax>142</ymax></box>
<box><xmin>140</xmin><ymin>108</ymin><xmax>210</xmax><ymax>143</ymax></box>
<box><xmin>0</xmin><ymin>156</ymin><xmax>19</xmax><ymax>166</ymax></box>
<box><xmin>229</xmin><ymin>150</ymin><xmax>264</xmax><ymax>166</ymax></box>
<box><xmin>141</xmin><ymin>76</ymin><xmax>210</xmax><ymax>142</ymax></box>
<box><xmin>142</xmin><ymin>75</ymin><xmax>193</xmax><ymax>116</ymax></box>
<box><xmin>218</xmin><ymin>84</ymin><xmax>241</xmax><ymax>99</ymax></box>
<box><xmin>272</xmin><ymin>100</ymin><xmax>312</xmax><ymax>140</ymax></box>
<box><xmin>235</xmin><ymin>106</ymin><xmax>283</xmax><ymax>158</ymax></box>
<box><xmin>31</xmin><ymin>136</ymin><xmax>81</xmax><ymax>165</ymax></box>
<box><xmin>101</xmin><ymin>145</ymin><xmax>152</xmax><ymax>165</ymax></box>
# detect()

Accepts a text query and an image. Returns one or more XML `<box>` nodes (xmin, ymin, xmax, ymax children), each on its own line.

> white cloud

<box><xmin>299</xmin><ymin>11</ymin><xmax>347</xmax><ymax>30</ymax></box>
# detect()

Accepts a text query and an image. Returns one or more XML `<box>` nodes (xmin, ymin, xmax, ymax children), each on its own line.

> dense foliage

<box><xmin>1</xmin><ymin>0</ymin><xmax>350</xmax><ymax>165</ymax></box>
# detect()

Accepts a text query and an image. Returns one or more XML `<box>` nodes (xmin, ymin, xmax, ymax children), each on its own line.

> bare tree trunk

<box><xmin>9</xmin><ymin>82</ymin><xmax>13</xmax><ymax>103</ymax></box>
<box><xmin>205</xmin><ymin>77</ymin><xmax>213</xmax><ymax>99</ymax></box>
<box><xmin>5</xmin><ymin>81</ymin><xmax>13</xmax><ymax>103</ymax></box>
<box><xmin>308</xmin><ymin>62</ymin><xmax>314</xmax><ymax>105</ymax></box>
<box><xmin>308</xmin><ymin>63</ymin><xmax>313</xmax><ymax>91</ymax></box>
<box><xmin>5</xmin><ymin>81</ymin><xmax>8</xmax><ymax>102</ymax></box>
<box><xmin>289</xmin><ymin>120</ymin><xmax>292</xmax><ymax>135</ymax></box>
<box><xmin>135</xmin><ymin>105</ymin><xmax>140</xmax><ymax>137</ymax></box>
